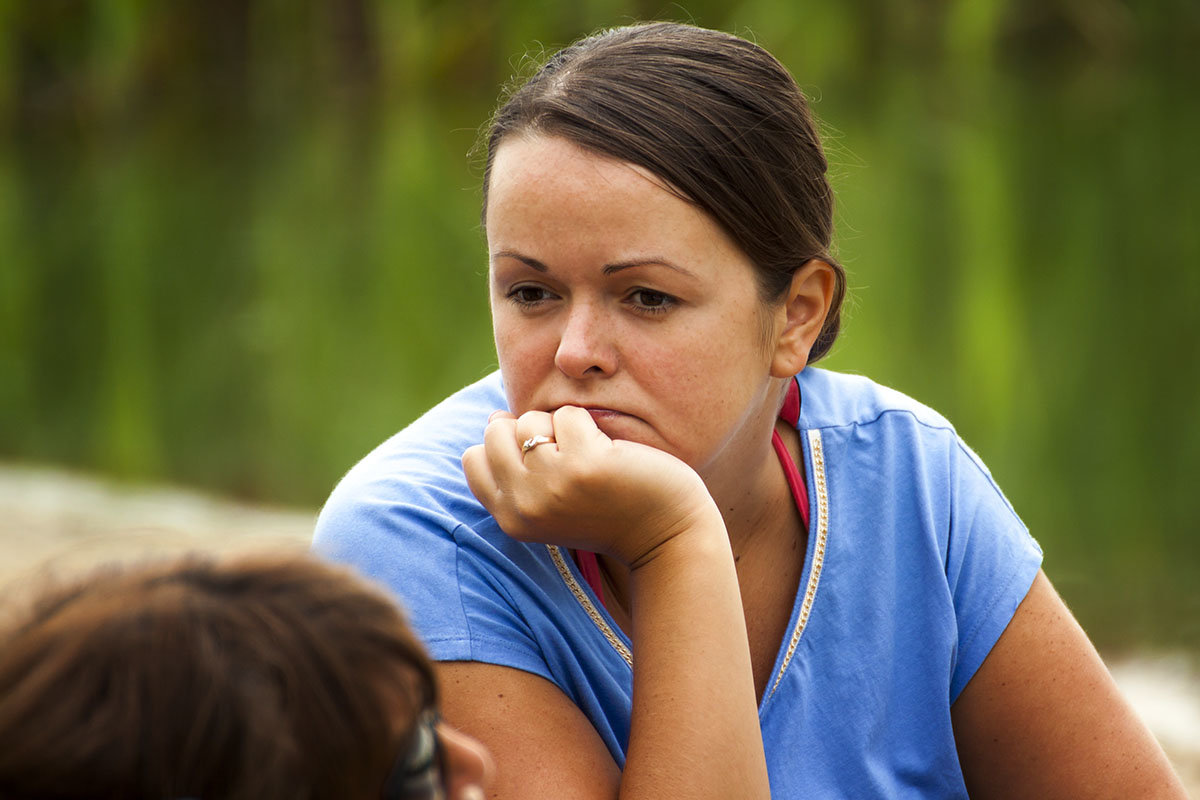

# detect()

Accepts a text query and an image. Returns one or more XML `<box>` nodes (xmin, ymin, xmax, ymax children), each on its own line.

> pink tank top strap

<box><xmin>773</xmin><ymin>377</ymin><xmax>810</xmax><ymax>529</ymax></box>
<box><xmin>574</xmin><ymin>548</ymin><xmax>605</xmax><ymax>602</ymax></box>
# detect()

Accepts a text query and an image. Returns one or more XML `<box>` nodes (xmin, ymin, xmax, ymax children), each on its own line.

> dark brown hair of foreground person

<box><xmin>479</xmin><ymin>21</ymin><xmax>848</xmax><ymax>362</ymax></box>
<box><xmin>0</xmin><ymin>554</ymin><xmax>437</xmax><ymax>800</ymax></box>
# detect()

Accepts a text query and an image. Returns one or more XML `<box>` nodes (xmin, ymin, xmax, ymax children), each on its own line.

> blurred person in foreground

<box><xmin>0</xmin><ymin>553</ymin><xmax>491</xmax><ymax>800</ymax></box>
<box><xmin>314</xmin><ymin>21</ymin><xmax>1186</xmax><ymax>799</ymax></box>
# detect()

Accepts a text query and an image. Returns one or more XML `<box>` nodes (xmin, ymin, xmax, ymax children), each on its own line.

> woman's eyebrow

<box><xmin>602</xmin><ymin>258</ymin><xmax>695</xmax><ymax>277</ymax></box>
<box><xmin>491</xmin><ymin>250</ymin><xmax>548</xmax><ymax>271</ymax></box>
<box><xmin>490</xmin><ymin>250</ymin><xmax>695</xmax><ymax>278</ymax></box>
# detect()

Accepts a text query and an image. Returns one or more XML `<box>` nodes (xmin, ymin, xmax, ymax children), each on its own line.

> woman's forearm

<box><xmin>463</xmin><ymin>407</ymin><xmax>771</xmax><ymax>798</ymax></box>
<box><xmin>621</xmin><ymin>508</ymin><xmax>771</xmax><ymax>799</ymax></box>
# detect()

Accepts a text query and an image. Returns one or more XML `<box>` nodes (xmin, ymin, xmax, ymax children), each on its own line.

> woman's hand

<box><xmin>462</xmin><ymin>406</ymin><xmax>719</xmax><ymax>568</ymax></box>
<box><xmin>457</xmin><ymin>405</ymin><xmax>771</xmax><ymax>800</ymax></box>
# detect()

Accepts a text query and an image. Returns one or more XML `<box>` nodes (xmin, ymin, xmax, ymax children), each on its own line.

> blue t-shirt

<box><xmin>313</xmin><ymin>368</ymin><xmax>1042</xmax><ymax>799</ymax></box>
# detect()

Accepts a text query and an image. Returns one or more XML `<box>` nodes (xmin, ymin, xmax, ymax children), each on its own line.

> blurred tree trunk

<box><xmin>329</xmin><ymin>0</ymin><xmax>379</xmax><ymax>95</ymax></box>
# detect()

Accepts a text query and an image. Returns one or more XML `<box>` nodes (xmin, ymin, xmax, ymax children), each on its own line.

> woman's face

<box><xmin>485</xmin><ymin>135</ymin><xmax>786</xmax><ymax>481</ymax></box>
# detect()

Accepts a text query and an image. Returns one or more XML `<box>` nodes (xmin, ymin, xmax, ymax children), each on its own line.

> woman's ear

<box><xmin>770</xmin><ymin>259</ymin><xmax>837</xmax><ymax>378</ymax></box>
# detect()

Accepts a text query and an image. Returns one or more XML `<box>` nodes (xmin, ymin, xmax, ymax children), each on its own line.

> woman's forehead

<box><xmin>489</xmin><ymin>135</ymin><xmax>673</xmax><ymax>203</ymax></box>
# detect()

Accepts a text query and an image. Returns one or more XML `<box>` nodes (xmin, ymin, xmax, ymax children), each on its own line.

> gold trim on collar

<box><xmin>547</xmin><ymin>544</ymin><xmax>633</xmax><ymax>667</ymax></box>
<box><xmin>769</xmin><ymin>428</ymin><xmax>829</xmax><ymax>698</ymax></box>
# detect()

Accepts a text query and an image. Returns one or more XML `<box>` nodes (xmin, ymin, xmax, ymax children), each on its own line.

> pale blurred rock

<box><xmin>0</xmin><ymin>463</ymin><xmax>315</xmax><ymax>589</ymax></box>
<box><xmin>1110</xmin><ymin>653</ymin><xmax>1200</xmax><ymax>795</ymax></box>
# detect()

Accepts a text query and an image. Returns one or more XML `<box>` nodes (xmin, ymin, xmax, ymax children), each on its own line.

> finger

<box><xmin>515</xmin><ymin>410</ymin><xmax>559</xmax><ymax>461</ymax></box>
<box><xmin>488</xmin><ymin>409</ymin><xmax>516</xmax><ymax>423</ymax></box>
<box><xmin>462</xmin><ymin>444</ymin><xmax>500</xmax><ymax>508</ymax></box>
<box><xmin>551</xmin><ymin>405</ymin><xmax>608</xmax><ymax>452</ymax></box>
<box><xmin>514</xmin><ymin>409</ymin><xmax>555</xmax><ymax>442</ymax></box>
<box><xmin>482</xmin><ymin>416</ymin><xmax>523</xmax><ymax>480</ymax></box>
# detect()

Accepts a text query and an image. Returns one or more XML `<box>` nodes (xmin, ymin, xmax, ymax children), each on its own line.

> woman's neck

<box><xmin>597</xmin><ymin>416</ymin><xmax>806</xmax><ymax>632</ymax></box>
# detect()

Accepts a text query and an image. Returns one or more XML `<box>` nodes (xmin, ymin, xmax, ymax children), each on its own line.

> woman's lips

<box><xmin>538</xmin><ymin>404</ymin><xmax>645</xmax><ymax>432</ymax></box>
<box><xmin>583</xmin><ymin>407</ymin><xmax>624</xmax><ymax>420</ymax></box>
<box><xmin>542</xmin><ymin>405</ymin><xmax>643</xmax><ymax>434</ymax></box>
<box><xmin>534</xmin><ymin>404</ymin><xmax>653</xmax><ymax>444</ymax></box>
<box><xmin>541</xmin><ymin>404</ymin><xmax>628</xmax><ymax>418</ymax></box>
<box><xmin>582</xmin><ymin>408</ymin><xmax>648</xmax><ymax>441</ymax></box>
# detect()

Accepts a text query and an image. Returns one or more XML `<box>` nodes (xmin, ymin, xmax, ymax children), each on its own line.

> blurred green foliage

<box><xmin>0</xmin><ymin>0</ymin><xmax>1197</xmax><ymax>652</ymax></box>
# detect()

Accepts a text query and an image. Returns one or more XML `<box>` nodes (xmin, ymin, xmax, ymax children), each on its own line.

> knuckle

<box><xmin>512</xmin><ymin>493</ymin><xmax>544</xmax><ymax>523</ymax></box>
<box><xmin>517</xmin><ymin>409</ymin><xmax>550</xmax><ymax>428</ymax></box>
<box><xmin>494</xmin><ymin>510</ymin><xmax>521</xmax><ymax>534</ymax></box>
<box><xmin>483</xmin><ymin>417</ymin><xmax>513</xmax><ymax>441</ymax></box>
<box><xmin>492</xmin><ymin>495</ymin><xmax>524</xmax><ymax>533</ymax></box>
<box><xmin>553</xmin><ymin>405</ymin><xmax>582</xmax><ymax>424</ymax></box>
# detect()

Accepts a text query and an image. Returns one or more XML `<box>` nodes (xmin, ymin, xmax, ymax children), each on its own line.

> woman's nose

<box><xmin>554</xmin><ymin>302</ymin><xmax>617</xmax><ymax>379</ymax></box>
<box><xmin>438</xmin><ymin>722</ymin><xmax>493</xmax><ymax>800</ymax></box>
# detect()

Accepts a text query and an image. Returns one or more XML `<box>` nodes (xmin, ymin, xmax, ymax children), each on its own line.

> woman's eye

<box><xmin>508</xmin><ymin>285</ymin><xmax>553</xmax><ymax>307</ymax></box>
<box><xmin>629</xmin><ymin>289</ymin><xmax>675</xmax><ymax>314</ymax></box>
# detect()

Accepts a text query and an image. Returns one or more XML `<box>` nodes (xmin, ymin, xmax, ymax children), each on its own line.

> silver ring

<box><xmin>521</xmin><ymin>434</ymin><xmax>556</xmax><ymax>454</ymax></box>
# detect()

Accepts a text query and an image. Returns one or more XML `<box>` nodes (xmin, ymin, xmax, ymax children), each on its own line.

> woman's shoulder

<box><xmin>796</xmin><ymin>367</ymin><xmax>955</xmax><ymax>434</ymax></box>
<box><xmin>798</xmin><ymin>367</ymin><xmax>1028</xmax><ymax>541</ymax></box>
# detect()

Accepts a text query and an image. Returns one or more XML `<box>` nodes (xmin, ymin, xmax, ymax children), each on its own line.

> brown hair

<box><xmin>0</xmin><ymin>554</ymin><xmax>436</xmax><ymax>800</ymax></box>
<box><xmin>480</xmin><ymin>21</ymin><xmax>847</xmax><ymax>362</ymax></box>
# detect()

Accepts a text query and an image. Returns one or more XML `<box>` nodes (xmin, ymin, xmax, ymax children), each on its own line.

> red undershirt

<box><xmin>573</xmin><ymin>379</ymin><xmax>808</xmax><ymax>609</ymax></box>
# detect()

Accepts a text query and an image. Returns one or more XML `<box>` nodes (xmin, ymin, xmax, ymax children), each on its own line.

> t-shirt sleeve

<box><xmin>945</xmin><ymin>438</ymin><xmax>1043</xmax><ymax>702</ymax></box>
<box><xmin>311</xmin><ymin>469</ymin><xmax>557</xmax><ymax>685</ymax></box>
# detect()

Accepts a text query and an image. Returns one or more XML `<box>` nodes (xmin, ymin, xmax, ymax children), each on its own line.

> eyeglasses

<box><xmin>382</xmin><ymin>708</ymin><xmax>447</xmax><ymax>800</ymax></box>
<box><xmin>176</xmin><ymin>708</ymin><xmax>446</xmax><ymax>800</ymax></box>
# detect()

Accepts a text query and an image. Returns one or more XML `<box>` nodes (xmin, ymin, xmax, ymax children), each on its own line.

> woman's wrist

<box><xmin>625</xmin><ymin>492</ymin><xmax>728</xmax><ymax>572</ymax></box>
<box><xmin>628</xmin><ymin>501</ymin><xmax>729</xmax><ymax>575</ymax></box>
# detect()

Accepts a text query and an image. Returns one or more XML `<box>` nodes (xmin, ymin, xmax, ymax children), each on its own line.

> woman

<box><xmin>314</xmin><ymin>22</ymin><xmax>1185</xmax><ymax>799</ymax></box>
<box><xmin>0</xmin><ymin>554</ymin><xmax>491</xmax><ymax>800</ymax></box>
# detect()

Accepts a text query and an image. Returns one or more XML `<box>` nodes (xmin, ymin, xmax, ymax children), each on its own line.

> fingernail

<box><xmin>488</xmin><ymin>410</ymin><xmax>504</xmax><ymax>422</ymax></box>
<box><xmin>460</xmin><ymin>786</ymin><xmax>486</xmax><ymax>800</ymax></box>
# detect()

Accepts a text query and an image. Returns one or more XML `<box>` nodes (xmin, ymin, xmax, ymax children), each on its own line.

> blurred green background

<box><xmin>0</xmin><ymin>0</ymin><xmax>1196</xmax><ymax>654</ymax></box>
